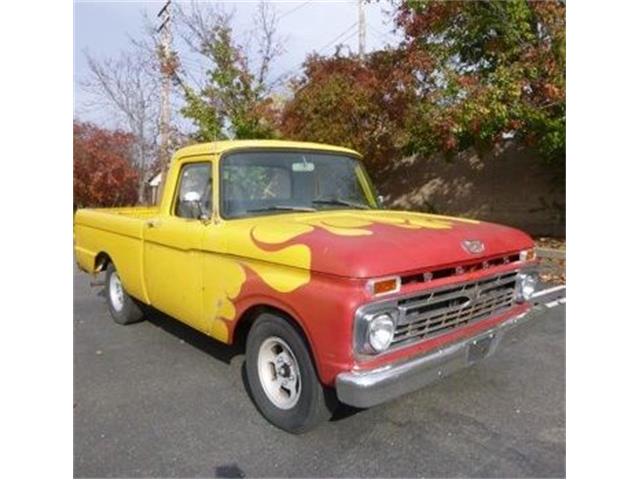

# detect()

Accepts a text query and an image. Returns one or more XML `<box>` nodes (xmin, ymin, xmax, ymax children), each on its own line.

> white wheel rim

<box><xmin>257</xmin><ymin>336</ymin><xmax>302</xmax><ymax>410</ymax></box>
<box><xmin>109</xmin><ymin>271</ymin><xmax>125</xmax><ymax>312</ymax></box>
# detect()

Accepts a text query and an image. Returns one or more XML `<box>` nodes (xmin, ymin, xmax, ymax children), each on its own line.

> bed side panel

<box><xmin>74</xmin><ymin>208</ymin><xmax>151</xmax><ymax>303</ymax></box>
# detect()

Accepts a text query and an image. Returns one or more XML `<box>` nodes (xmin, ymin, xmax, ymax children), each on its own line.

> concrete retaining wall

<box><xmin>374</xmin><ymin>142</ymin><xmax>565</xmax><ymax>237</ymax></box>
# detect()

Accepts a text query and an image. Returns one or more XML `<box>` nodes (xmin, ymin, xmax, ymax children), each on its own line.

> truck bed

<box><xmin>75</xmin><ymin>206</ymin><xmax>159</xmax><ymax>239</ymax></box>
<box><xmin>74</xmin><ymin>206</ymin><xmax>159</xmax><ymax>303</ymax></box>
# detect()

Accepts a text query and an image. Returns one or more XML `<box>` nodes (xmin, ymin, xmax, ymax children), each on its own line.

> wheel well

<box><xmin>94</xmin><ymin>252</ymin><xmax>112</xmax><ymax>272</ymax></box>
<box><xmin>232</xmin><ymin>304</ymin><xmax>313</xmax><ymax>355</ymax></box>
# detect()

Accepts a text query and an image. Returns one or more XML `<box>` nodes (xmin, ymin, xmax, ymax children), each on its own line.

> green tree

<box><xmin>174</xmin><ymin>2</ymin><xmax>282</xmax><ymax>141</ymax></box>
<box><xmin>397</xmin><ymin>0</ymin><xmax>565</xmax><ymax>178</ymax></box>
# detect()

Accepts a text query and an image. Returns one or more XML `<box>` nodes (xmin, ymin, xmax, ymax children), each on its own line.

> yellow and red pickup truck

<box><xmin>74</xmin><ymin>139</ymin><xmax>560</xmax><ymax>433</ymax></box>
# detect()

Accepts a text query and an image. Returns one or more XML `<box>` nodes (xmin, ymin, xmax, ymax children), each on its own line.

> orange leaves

<box><xmin>542</xmin><ymin>83</ymin><xmax>563</xmax><ymax>102</ymax></box>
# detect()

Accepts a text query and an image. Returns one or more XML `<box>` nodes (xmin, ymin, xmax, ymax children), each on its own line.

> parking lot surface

<box><xmin>74</xmin><ymin>266</ymin><xmax>565</xmax><ymax>478</ymax></box>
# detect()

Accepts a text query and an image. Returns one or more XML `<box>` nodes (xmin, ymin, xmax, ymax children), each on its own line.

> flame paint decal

<box><xmin>207</xmin><ymin>257</ymin><xmax>246</xmax><ymax>341</ymax></box>
<box><xmin>300</xmin><ymin>212</ymin><xmax>475</xmax><ymax>235</ymax></box>
<box><xmin>206</xmin><ymin>222</ymin><xmax>313</xmax><ymax>342</ymax></box>
<box><xmin>206</xmin><ymin>212</ymin><xmax>480</xmax><ymax>341</ymax></box>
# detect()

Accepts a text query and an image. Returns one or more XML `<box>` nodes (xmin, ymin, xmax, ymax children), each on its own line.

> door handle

<box><xmin>146</xmin><ymin>219</ymin><xmax>161</xmax><ymax>228</ymax></box>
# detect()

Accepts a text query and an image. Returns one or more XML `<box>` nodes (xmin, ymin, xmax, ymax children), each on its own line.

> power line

<box><xmin>315</xmin><ymin>22</ymin><xmax>358</xmax><ymax>55</ymax></box>
<box><xmin>270</xmin><ymin>22</ymin><xmax>358</xmax><ymax>87</ymax></box>
<box><xmin>276</xmin><ymin>1</ymin><xmax>312</xmax><ymax>22</ymax></box>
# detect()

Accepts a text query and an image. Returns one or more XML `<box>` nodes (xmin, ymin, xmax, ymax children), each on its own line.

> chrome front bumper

<box><xmin>335</xmin><ymin>286</ymin><xmax>565</xmax><ymax>408</ymax></box>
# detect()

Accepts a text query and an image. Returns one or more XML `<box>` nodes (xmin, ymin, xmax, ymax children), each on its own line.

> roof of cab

<box><xmin>173</xmin><ymin>139</ymin><xmax>362</xmax><ymax>159</ymax></box>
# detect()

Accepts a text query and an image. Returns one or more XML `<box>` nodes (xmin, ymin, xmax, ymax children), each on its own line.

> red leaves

<box><xmin>396</xmin><ymin>1</ymin><xmax>461</xmax><ymax>40</ymax></box>
<box><xmin>442</xmin><ymin>134</ymin><xmax>458</xmax><ymax>152</ymax></box>
<box><xmin>73</xmin><ymin>121</ymin><xmax>140</xmax><ymax>208</ymax></box>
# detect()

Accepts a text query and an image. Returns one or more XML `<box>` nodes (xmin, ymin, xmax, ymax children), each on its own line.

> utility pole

<box><xmin>358</xmin><ymin>0</ymin><xmax>366</xmax><ymax>61</ymax></box>
<box><xmin>157</xmin><ymin>0</ymin><xmax>172</xmax><ymax>201</ymax></box>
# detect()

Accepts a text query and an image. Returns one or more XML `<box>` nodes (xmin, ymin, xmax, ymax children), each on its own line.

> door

<box><xmin>143</xmin><ymin>161</ymin><xmax>213</xmax><ymax>333</ymax></box>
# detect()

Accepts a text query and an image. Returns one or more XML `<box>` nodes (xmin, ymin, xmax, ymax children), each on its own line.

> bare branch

<box><xmin>81</xmin><ymin>43</ymin><xmax>161</xmax><ymax>202</ymax></box>
<box><xmin>174</xmin><ymin>1</ymin><xmax>234</xmax><ymax>57</ymax></box>
<box><xmin>254</xmin><ymin>0</ymin><xmax>283</xmax><ymax>88</ymax></box>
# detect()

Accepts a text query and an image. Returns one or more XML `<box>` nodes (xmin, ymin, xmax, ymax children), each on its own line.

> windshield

<box><xmin>220</xmin><ymin>150</ymin><xmax>379</xmax><ymax>219</ymax></box>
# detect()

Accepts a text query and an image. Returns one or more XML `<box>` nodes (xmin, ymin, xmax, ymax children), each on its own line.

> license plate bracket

<box><xmin>467</xmin><ymin>334</ymin><xmax>494</xmax><ymax>363</ymax></box>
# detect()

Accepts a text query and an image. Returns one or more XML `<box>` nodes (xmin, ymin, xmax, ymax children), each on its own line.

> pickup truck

<box><xmin>74</xmin><ymin>139</ymin><xmax>550</xmax><ymax>433</ymax></box>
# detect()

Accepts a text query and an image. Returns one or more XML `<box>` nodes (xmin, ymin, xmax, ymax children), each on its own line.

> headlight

<box><xmin>516</xmin><ymin>272</ymin><xmax>537</xmax><ymax>302</ymax></box>
<box><xmin>367</xmin><ymin>313</ymin><xmax>396</xmax><ymax>353</ymax></box>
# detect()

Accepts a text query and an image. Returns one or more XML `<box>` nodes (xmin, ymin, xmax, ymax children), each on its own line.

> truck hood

<box><xmin>221</xmin><ymin>210</ymin><xmax>534</xmax><ymax>279</ymax></box>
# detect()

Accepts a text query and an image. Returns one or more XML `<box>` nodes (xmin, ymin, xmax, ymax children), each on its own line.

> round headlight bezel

<box><xmin>516</xmin><ymin>272</ymin><xmax>538</xmax><ymax>302</ymax></box>
<box><xmin>366</xmin><ymin>312</ymin><xmax>396</xmax><ymax>353</ymax></box>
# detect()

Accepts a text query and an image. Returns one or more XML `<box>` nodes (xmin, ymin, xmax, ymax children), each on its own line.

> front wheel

<box><xmin>245</xmin><ymin>313</ymin><xmax>336</xmax><ymax>433</ymax></box>
<box><xmin>105</xmin><ymin>263</ymin><xmax>144</xmax><ymax>325</ymax></box>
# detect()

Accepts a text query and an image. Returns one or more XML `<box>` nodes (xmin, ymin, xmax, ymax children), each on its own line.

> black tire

<box><xmin>245</xmin><ymin>313</ymin><xmax>337</xmax><ymax>433</ymax></box>
<box><xmin>105</xmin><ymin>263</ymin><xmax>144</xmax><ymax>325</ymax></box>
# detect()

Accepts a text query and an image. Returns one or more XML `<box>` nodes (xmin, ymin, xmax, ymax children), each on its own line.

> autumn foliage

<box><xmin>78</xmin><ymin>1</ymin><xmax>566</xmax><ymax>204</ymax></box>
<box><xmin>280</xmin><ymin>0</ymin><xmax>565</xmax><ymax>182</ymax></box>
<box><xmin>280</xmin><ymin>50</ymin><xmax>418</xmax><ymax>171</ymax></box>
<box><xmin>73</xmin><ymin>121</ymin><xmax>139</xmax><ymax>208</ymax></box>
<box><xmin>396</xmin><ymin>0</ymin><xmax>565</xmax><ymax>163</ymax></box>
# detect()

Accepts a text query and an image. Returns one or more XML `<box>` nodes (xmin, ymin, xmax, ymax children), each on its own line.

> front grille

<box><xmin>391</xmin><ymin>271</ymin><xmax>518</xmax><ymax>348</ymax></box>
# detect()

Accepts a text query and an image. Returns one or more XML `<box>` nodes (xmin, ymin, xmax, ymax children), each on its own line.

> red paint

<box><xmin>228</xmin><ymin>214</ymin><xmax>535</xmax><ymax>386</ymax></box>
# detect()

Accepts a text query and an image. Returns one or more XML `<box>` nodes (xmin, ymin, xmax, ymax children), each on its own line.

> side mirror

<box><xmin>184</xmin><ymin>191</ymin><xmax>201</xmax><ymax>203</ymax></box>
<box><xmin>183</xmin><ymin>191</ymin><xmax>205</xmax><ymax>219</ymax></box>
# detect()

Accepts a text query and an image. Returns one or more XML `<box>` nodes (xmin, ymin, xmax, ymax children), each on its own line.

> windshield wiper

<box><xmin>312</xmin><ymin>198</ymin><xmax>370</xmax><ymax>210</ymax></box>
<box><xmin>246</xmin><ymin>205</ymin><xmax>317</xmax><ymax>213</ymax></box>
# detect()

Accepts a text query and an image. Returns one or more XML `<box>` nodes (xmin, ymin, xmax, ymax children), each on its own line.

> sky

<box><xmin>73</xmin><ymin>0</ymin><xmax>402</xmax><ymax>130</ymax></box>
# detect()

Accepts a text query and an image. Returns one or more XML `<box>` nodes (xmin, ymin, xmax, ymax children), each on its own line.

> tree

<box><xmin>396</xmin><ymin>0</ymin><xmax>565</xmax><ymax>179</ymax></box>
<box><xmin>73</xmin><ymin>121</ymin><xmax>140</xmax><ymax>208</ymax></box>
<box><xmin>173</xmin><ymin>1</ymin><xmax>283</xmax><ymax>140</ymax></box>
<box><xmin>280</xmin><ymin>49</ymin><xmax>419</xmax><ymax>174</ymax></box>
<box><xmin>280</xmin><ymin>0</ymin><xmax>564</xmax><ymax>189</ymax></box>
<box><xmin>82</xmin><ymin>45</ymin><xmax>161</xmax><ymax>203</ymax></box>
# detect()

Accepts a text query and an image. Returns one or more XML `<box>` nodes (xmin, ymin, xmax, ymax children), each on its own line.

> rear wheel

<box><xmin>245</xmin><ymin>313</ymin><xmax>336</xmax><ymax>433</ymax></box>
<box><xmin>105</xmin><ymin>263</ymin><xmax>144</xmax><ymax>325</ymax></box>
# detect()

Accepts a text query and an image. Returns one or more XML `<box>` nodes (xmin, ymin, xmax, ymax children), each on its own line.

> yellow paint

<box><xmin>248</xmin><ymin>255</ymin><xmax>311</xmax><ymax>293</ymax></box>
<box><xmin>201</xmin><ymin>218</ymin><xmax>315</xmax><ymax>341</ymax></box>
<box><xmin>176</xmin><ymin>139</ymin><xmax>362</xmax><ymax>159</ymax></box>
<box><xmin>355</xmin><ymin>164</ymin><xmax>377</xmax><ymax>206</ymax></box>
<box><xmin>293</xmin><ymin>211</ymin><xmax>477</xmax><ymax>238</ymax></box>
<box><xmin>367</xmin><ymin>213</ymin><xmax>455</xmax><ymax>230</ymax></box>
<box><xmin>143</xmin><ymin>217</ymin><xmax>206</xmax><ymax>330</ymax></box>
<box><xmin>251</xmin><ymin>223</ymin><xmax>314</xmax><ymax>244</ymax></box>
<box><xmin>233</xmin><ymin>223</ymin><xmax>313</xmax><ymax>292</ymax></box>
<box><xmin>205</xmin><ymin>255</ymin><xmax>246</xmax><ymax>343</ymax></box>
<box><xmin>304</xmin><ymin>217</ymin><xmax>373</xmax><ymax>236</ymax></box>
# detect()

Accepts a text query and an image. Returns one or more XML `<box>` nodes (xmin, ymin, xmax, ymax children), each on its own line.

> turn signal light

<box><xmin>366</xmin><ymin>277</ymin><xmax>400</xmax><ymax>296</ymax></box>
<box><xmin>519</xmin><ymin>249</ymin><xmax>536</xmax><ymax>262</ymax></box>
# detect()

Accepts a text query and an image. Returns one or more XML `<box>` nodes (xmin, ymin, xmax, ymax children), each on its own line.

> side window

<box><xmin>174</xmin><ymin>162</ymin><xmax>212</xmax><ymax>219</ymax></box>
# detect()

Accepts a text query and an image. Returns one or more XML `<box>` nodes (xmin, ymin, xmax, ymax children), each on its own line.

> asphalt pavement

<box><xmin>74</xmin><ymin>266</ymin><xmax>565</xmax><ymax>478</ymax></box>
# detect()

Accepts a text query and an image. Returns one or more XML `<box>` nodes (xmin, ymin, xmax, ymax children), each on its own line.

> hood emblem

<box><xmin>462</xmin><ymin>239</ymin><xmax>485</xmax><ymax>255</ymax></box>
